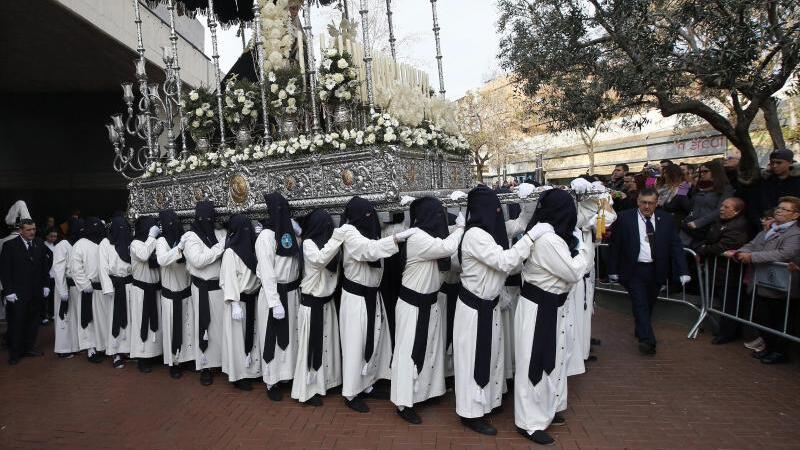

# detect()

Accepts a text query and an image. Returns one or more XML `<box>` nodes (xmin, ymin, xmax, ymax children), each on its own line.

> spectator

<box><xmin>692</xmin><ymin>198</ymin><xmax>750</xmax><ymax>345</ymax></box>
<box><xmin>685</xmin><ymin>160</ymin><xmax>733</xmax><ymax>245</ymax></box>
<box><xmin>723</xmin><ymin>196</ymin><xmax>800</xmax><ymax>364</ymax></box>
<box><xmin>42</xmin><ymin>228</ymin><xmax>58</xmax><ymax>324</ymax></box>
<box><xmin>613</xmin><ymin>173</ymin><xmax>644</xmax><ymax>211</ymax></box>
<box><xmin>760</xmin><ymin>208</ymin><xmax>776</xmax><ymax>232</ymax></box>
<box><xmin>742</xmin><ymin>149</ymin><xmax>800</xmax><ymax>233</ymax></box>
<box><xmin>606</xmin><ymin>163</ymin><xmax>629</xmax><ymax>192</ymax></box>
<box><xmin>658</xmin><ymin>164</ymin><xmax>692</xmax><ymax>230</ymax></box>
<box><xmin>679</xmin><ymin>163</ymin><xmax>696</xmax><ymax>188</ymax></box>
<box><xmin>38</xmin><ymin>217</ymin><xmax>55</xmax><ymax>239</ymax></box>
<box><xmin>659</xmin><ymin>159</ymin><xmax>674</xmax><ymax>171</ymax></box>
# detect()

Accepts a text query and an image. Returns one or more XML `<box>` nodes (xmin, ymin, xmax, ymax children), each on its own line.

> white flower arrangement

<box><xmin>318</xmin><ymin>47</ymin><xmax>359</xmax><ymax>108</ymax></box>
<box><xmin>259</xmin><ymin>0</ymin><xmax>294</xmax><ymax>73</ymax></box>
<box><xmin>182</xmin><ymin>87</ymin><xmax>217</xmax><ymax>139</ymax></box>
<box><xmin>266</xmin><ymin>68</ymin><xmax>304</xmax><ymax>117</ymax></box>
<box><xmin>222</xmin><ymin>75</ymin><xmax>261</xmax><ymax>129</ymax></box>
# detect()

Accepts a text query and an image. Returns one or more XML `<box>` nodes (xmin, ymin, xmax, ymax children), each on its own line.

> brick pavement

<box><xmin>1</xmin><ymin>303</ymin><xmax>799</xmax><ymax>450</ymax></box>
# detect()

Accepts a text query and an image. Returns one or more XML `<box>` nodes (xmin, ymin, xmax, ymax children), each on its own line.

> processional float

<box><xmin>107</xmin><ymin>0</ymin><xmax>545</xmax><ymax>220</ymax></box>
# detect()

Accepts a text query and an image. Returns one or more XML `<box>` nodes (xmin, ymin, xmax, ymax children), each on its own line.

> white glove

<box><xmin>272</xmin><ymin>303</ymin><xmax>286</xmax><ymax>320</ymax></box>
<box><xmin>291</xmin><ymin>219</ymin><xmax>302</xmax><ymax>237</ymax></box>
<box><xmin>231</xmin><ymin>302</ymin><xmax>243</xmax><ymax>321</ymax></box>
<box><xmin>449</xmin><ymin>190</ymin><xmax>468</xmax><ymax>201</ymax></box>
<box><xmin>455</xmin><ymin>212</ymin><xmax>466</xmax><ymax>228</ymax></box>
<box><xmin>590</xmin><ymin>181</ymin><xmax>607</xmax><ymax>193</ymax></box>
<box><xmin>608</xmin><ymin>274</ymin><xmax>619</xmax><ymax>283</ymax></box>
<box><xmin>148</xmin><ymin>225</ymin><xmax>161</xmax><ymax>238</ymax></box>
<box><xmin>400</xmin><ymin>195</ymin><xmax>416</xmax><ymax>206</ymax></box>
<box><xmin>254</xmin><ymin>223</ymin><xmax>263</xmax><ymax>234</ymax></box>
<box><xmin>573</xmin><ymin>228</ymin><xmax>585</xmax><ymax>251</ymax></box>
<box><xmin>394</xmin><ymin>227</ymin><xmax>421</xmax><ymax>242</ymax></box>
<box><xmin>5</xmin><ymin>294</ymin><xmax>17</xmax><ymax>303</ymax></box>
<box><xmin>679</xmin><ymin>275</ymin><xmax>691</xmax><ymax>286</ymax></box>
<box><xmin>60</xmin><ymin>292</ymin><xmax>69</xmax><ymax>302</ymax></box>
<box><xmin>570</xmin><ymin>178</ymin><xmax>593</xmax><ymax>194</ymax></box>
<box><xmin>517</xmin><ymin>183</ymin><xmax>535</xmax><ymax>199</ymax></box>
<box><xmin>83</xmin><ymin>286</ymin><xmax>94</xmax><ymax>294</ymax></box>
<box><xmin>526</xmin><ymin>222</ymin><xmax>554</xmax><ymax>241</ymax></box>
<box><xmin>43</xmin><ymin>287</ymin><xmax>50</xmax><ymax>298</ymax></box>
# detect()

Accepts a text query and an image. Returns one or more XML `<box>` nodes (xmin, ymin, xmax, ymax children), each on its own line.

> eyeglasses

<box><xmin>775</xmin><ymin>206</ymin><xmax>799</xmax><ymax>213</ymax></box>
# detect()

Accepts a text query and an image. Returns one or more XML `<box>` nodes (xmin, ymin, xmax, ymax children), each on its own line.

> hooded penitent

<box><xmin>263</xmin><ymin>192</ymin><xmax>299</xmax><ymax>258</ymax></box>
<box><xmin>302</xmin><ymin>208</ymin><xmax>339</xmax><ymax>273</ymax></box>
<box><xmin>459</xmin><ymin>185</ymin><xmax>507</xmax><ymax>263</ymax></box>
<box><xmin>409</xmin><ymin>196</ymin><xmax>451</xmax><ymax>271</ymax></box>
<box><xmin>191</xmin><ymin>201</ymin><xmax>218</xmax><ymax>248</ymax></box>
<box><xmin>344</xmin><ymin>196</ymin><xmax>382</xmax><ymax>268</ymax></box>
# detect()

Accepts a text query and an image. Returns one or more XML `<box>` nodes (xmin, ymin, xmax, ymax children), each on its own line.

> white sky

<box><xmin>200</xmin><ymin>0</ymin><xmax>501</xmax><ymax>100</ymax></box>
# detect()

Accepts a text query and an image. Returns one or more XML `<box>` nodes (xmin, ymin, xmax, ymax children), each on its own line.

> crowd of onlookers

<box><xmin>598</xmin><ymin>150</ymin><xmax>800</xmax><ymax>364</ymax></box>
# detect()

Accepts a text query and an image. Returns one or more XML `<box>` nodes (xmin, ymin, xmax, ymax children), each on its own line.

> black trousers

<box><xmin>755</xmin><ymin>295</ymin><xmax>797</xmax><ymax>355</ymax></box>
<box><xmin>623</xmin><ymin>263</ymin><xmax>660</xmax><ymax>346</ymax></box>
<box><xmin>6</xmin><ymin>296</ymin><xmax>43</xmax><ymax>361</ymax></box>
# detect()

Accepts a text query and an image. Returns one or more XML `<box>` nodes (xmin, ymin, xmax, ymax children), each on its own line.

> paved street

<box><xmin>1</xmin><ymin>301</ymin><xmax>799</xmax><ymax>449</ymax></box>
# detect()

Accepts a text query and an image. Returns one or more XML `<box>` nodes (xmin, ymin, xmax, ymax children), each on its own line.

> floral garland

<box><xmin>266</xmin><ymin>68</ymin><xmax>303</xmax><ymax>117</ymax></box>
<box><xmin>223</xmin><ymin>75</ymin><xmax>261</xmax><ymax>129</ymax></box>
<box><xmin>181</xmin><ymin>87</ymin><xmax>217</xmax><ymax>139</ymax></box>
<box><xmin>142</xmin><ymin>113</ymin><xmax>469</xmax><ymax>178</ymax></box>
<box><xmin>318</xmin><ymin>47</ymin><xmax>360</xmax><ymax>107</ymax></box>
<box><xmin>260</xmin><ymin>0</ymin><xmax>294</xmax><ymax>73</ymax></box>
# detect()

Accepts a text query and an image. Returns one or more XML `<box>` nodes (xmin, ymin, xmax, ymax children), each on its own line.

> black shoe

<box><xmin>517</xmin><ymin>427</ymin><xmax>554</xmax><ymax>445</ymax></box>
<box><xmin>460</xmin><ymin>417</ymin><xmax>496</xmax><ymax>436</ymax></box>
<box><xmin>586</xmin><ymin>355</ymin><xmax>598</xmax><ymax>362</ymax></box>
<box><xmin>360</xmin><ymin>388</ymin><xmax>389</xmax><ymax>400</ymax></box>
<box><xmin>267</xmin><ymin>387</ymin><xmax>283</xmax><ymax>401</ymax></box>
<box><xmin>169</xmin><ymin>366</ymin><xmax>183</xmax><ymax>379</ymax></box>
<box><xmin>233</xmin><ymin>379</ymin><xmax>252</xmax><ymax>391</ymax></box>
<box><xmin>344</xmin><ymin>397</ymin><xmax>369</xmax><ymax>413</ymax></box>
<box><xmin>396</xmin><ymin>407</ymin><xmax>422</xmax><ymax>424</ymax></box>
<box><xmin>57</xmin><ymin>353</ymin><xmax>75</xmax><ymax>359</ymax></box>
<box><xmin>638</xmin><ymin>342</ymin><xmax>656</xmax><ymax>355</ymax></box>
<box><xmin>137</xmin><ymin>359</ymin><xmax>151</xmax><ymax>373</ymax></box>
<box><xmin>200</xmin><ymin>369</ymin><xmax>213</xmax><ymax>386</ymax></box>
<box><xmin>760</xmin><ymin>352</ymin><xmax>787</xmax><ymax>364</ymax></box>
<box><xmin>488</xmin><ymin>405</ymin><xmax>503</xmax><ymax>416</ymax></box>
<box><xmin>591</xmin><ymin>338</ymin><xmax>602</xmax><ymax>346</ymax></box>
<box><xmin>550</xmin><ymin>413</ymin><xmax>566</xmax><ymax>426</ymax></box>
<box><xmin>87</xmin><ymin>353</ymin><xmax>104</xmax><ymax>363</ymax></box>
<box><xmin>25</xmin><ymin>350</ymin><xmax>44</xmax><ymax>357</ymax></box>
<box><xmin>752</xmin><ymin>349</ymin><xmax>769</xmax><ymax>359</ymax></box>
<box><xmin>9</xmin><ymin>357</ymin><xmax>19</xmax><ymax>365</ymax></box>
<box><xmin>306</xmin><ymin>395</ymin><xmax>323</xmax><ymax>407</ymax></box>
<box><xmin>112</xmin><ymin>356</ymin><xmax>125</xmax><ymax>369</ymax></box>
<box><xmin>711</xmin><ymin>335</ymin><xmax>735</xmax><ymax>345</ymax></box>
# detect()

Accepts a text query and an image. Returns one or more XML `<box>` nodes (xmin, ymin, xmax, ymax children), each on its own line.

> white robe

<box><xmin>98</xmin><ymin>238</ymin><xmax>132</xmax><ymax>355</ymax></box>
<box><xmin>515</xmin><ymin>233</ymin><xmax>589</xmax><ymax>434</ymax></box>
<box><xmin>339</xmin><ymin>227</ymin><xmax>398</xmax><ymax>398</ymax></box>
<box><xmin>255</xmin><ymin>229</ymin><xmax>301</xmax><ymax>386</ymax></box>
<box><xmin>156</xmin><ymin>237</ymin><xmax>194</xmax><ymax>366</ymax></box>
<box><xmin>183</xmin><ymin>230</ymin><xmax>227</xmax><ymax>370</ymax></box>
<box><xmin>71</xmin><ymin>238</ymin><xmax>109</xmax><ymax>352</ymax></box>
<box><xmin>220</xmin><ymin>250</ymin><xmax>262</xmax><ymax>382</ymax></box>
<box><xmin>129</xmin><ymin>237</ymin><xmax>163</xmax><ymax>358</ymax></box>
<box><xmin>455</xmin><ymin>227</ymin><xmax>532</xmax><ymax>418</ymax></box>
<box><xmin>52</xmin><ymin>240</ymin><xmax>80</xmax><ymax>354</ymax></box>
<box><xmin>391</xmin><ymin>227</ymin><xmax>463</xmax><ymax>408</ymax></box>
<box><xmin>292</xmin><ymin>238</ymin><xmax>344</xmax><ymax>402</ymax></box>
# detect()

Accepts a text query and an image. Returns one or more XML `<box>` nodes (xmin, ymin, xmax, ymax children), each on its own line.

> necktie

<box><xmin>645</xmin><ymin>217</ymin><xmax>656</xmax><ymax>258</ymax></box>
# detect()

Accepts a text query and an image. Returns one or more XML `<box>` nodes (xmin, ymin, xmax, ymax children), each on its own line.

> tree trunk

<box><xmin>734</xmin><ymin>124</ymin><xmax>760</xmax><ymax>182</ymax></box>
<box><xmin>588</xmin><ymin>143</ymin><xmax>595</xmax><ymax>174</ymax></box>
<box><xmin>761</xmin><ymin>96</ymin><xmax>787</xmax><ymax>150</ymax></box>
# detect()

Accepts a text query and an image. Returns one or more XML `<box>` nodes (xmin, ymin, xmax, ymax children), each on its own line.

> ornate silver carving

<box><xmin>430</xmin><ymin>0</ymin><xmax>445</xmax><ymax>96</ymax></box>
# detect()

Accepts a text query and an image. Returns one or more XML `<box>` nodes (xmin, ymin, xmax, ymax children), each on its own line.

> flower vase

<box><xmin>278</xmin><ymin>115</ymin><xmax>299</xmax><ymax>139</ymax></box>
<box><xmin>193</xmin><ymin>135</ymin><xmax>211</xmax><ymax>154</ymax></box>
<box><xmin>332</xmin><ymin>103</ymin><xmax>352</xmax><ymax>132</ymax></box>
<box><xmin>235</xmin><ymin>126</ymin><xmax>252</xmax><ymax>148</ymax></box>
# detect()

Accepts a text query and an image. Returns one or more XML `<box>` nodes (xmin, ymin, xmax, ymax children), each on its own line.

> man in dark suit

<box><xmin>608</xmin><ymin>188</ymin><xmax>690</xmax><ymax>355</ymax></box>
<box><xmin>1</xmin><ymin>219</ymin><xmax>51</xmax><ymax>364</ymax></box>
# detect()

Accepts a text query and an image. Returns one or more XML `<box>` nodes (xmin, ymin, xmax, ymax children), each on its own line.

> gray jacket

<box><xmin>688</xmin><ymin>185</ymin><xmax>734</xmax><ymax>229</ymax></box>
<box><xmin>739</xmin><ymin>223</ymin><xmax>800</xmax><ymax>298</ymax></box>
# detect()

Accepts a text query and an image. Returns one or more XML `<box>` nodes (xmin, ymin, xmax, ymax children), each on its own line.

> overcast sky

<box><xmin>201</xmin><ymin>0</ymin><xmax>501</xmax><ymax>100</ymax></box>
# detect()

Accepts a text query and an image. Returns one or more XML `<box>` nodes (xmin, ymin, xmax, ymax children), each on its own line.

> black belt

<box><xmin>66</xmin><ymin>277</ymin><xmax>76</xmax><ymax>287</ymax></box>
<box><xmin>109</xmin><ymin>275</ymin><xmax>133</xmax><ymax>338</ymax></box>
<box><xmin>80</xmin><ymin>281</ymin><xmax>102</xmax><ymax>329</ymax></box>
<box><xmin>192</xmin><ymin>276</ymin><xmax>220</xmax><ymax>353</ymax></box>
<box><xmin>583</xmin><ymin>272</ymin><xmax>591</xmax><ymax>311</ymax></box>
<box><xmin>457</xmin><ymin>286</ymin><xmax>499</xmax><ymax>389</ymax></box>
<box><xmin>505</xmin><ymin>273</ymin><xmax>522</xmax><ymax>287</ymax></box>
<box><xmin>520</xmin><ymin>283</ymin><xmax>568</xmax><ymax>386</ymax></box>
<box><xmin>59</xmin><ymin>278</ymin><xmax>76</xmax><ymax>320</ymax></box>
<box><xmin>263</xmin><ymin>278</ymin><xmax>301</xmax><ymax>364</ymax></box>
<box><xmin>301</xmin><ymin>293</ymin><xmax>334</xmax><ymax>371</ymax></box>
<box><xmin>162</xmin><ymin>285</ymin><xmax>191</xmax><ymax>355</ymax></box>
<box><xmin>439</xmin><ymin>281</ymin><xmax>460</xmax><ymax>351</ymax></box>
<box><xmin>241</xmin><ymin>289</ymin><xmax>259</xmax><ymax>357</ymax></box>
<box><xmin>132</xmin><ymin>279</ymin><xmax>161</xmax><ymax>343</ymax></box>
<box><xmin>342</xmin><ymin>278</ymin><xmax>381</xmax><ymax>364</ymax></box>
<box><xmin>398</xmin><ymin>285</ymin><xmax>438</xmax><ymax>375</ymax></box>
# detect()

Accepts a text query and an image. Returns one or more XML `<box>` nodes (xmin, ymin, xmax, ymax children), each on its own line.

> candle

<box><xmin>297</xmin><ymin>28</ymin><xmax>305</xmax><ymax>75</ymax></box>
<box><xmin>337</xmin><ymin>35</ymin><xmax>343</xmax><ymax>52</ymax></box>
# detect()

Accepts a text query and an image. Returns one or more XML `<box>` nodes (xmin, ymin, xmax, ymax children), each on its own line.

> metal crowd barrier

<box><xmin>593</xmin><ymin>243</ymin><xmax>707</xmax><ymax>339</ymax></box>
<box><xmin>703</xmin><ymin>256</ymin><xmax>799</xmax><ymax>344</ymax></box>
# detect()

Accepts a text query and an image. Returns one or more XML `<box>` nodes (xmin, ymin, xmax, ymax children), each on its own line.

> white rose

<box><xmin>278</xmin><ymin>90</ymin><xmax>287</xmax><ymax>100</ymax></box>
<box><xmin>268</xmin><ymin>72</ymin><xmax>277</xmax><ymax>82</ymax></box>
<box><xmin>286</xmin><ymin>84</ymin><xmax>296</xmax><ymax>95</ymax></box>
<box><xmin>322</xmin><ymin>59</ymin><xmax>333</xmax><ymax>70</ymax></box>
<box><xmin>195</xmin><ymin>108</ymin><xmax>203</xmax><ymax>116</ymax></box>
<box><xmin>225</xmin><ymin>97</ymin><xmax>235</xmax><ymax>107</ymax></box>
<box><xmin>319</xmin><ymin>91</ymin><xmax>329</xmax><ymax>101</ymax></box>
<box><xmin>192</xmin><ymin>121</ymin><xmax>200</xmax><ymax>128</ymax></box>
<box><xmin>333</xmin><ymin>73</ymin><xmax>345</xmax><ymax>83</ymax></box>
<box><xmin>326</xmin><ymin>48</ymin><xmax>338</xmax><ymax>58</ymax></box>
<box><xmin>189</xmin><ymin>91</ymin><xmax>199</xmax><ymax>101</ymax></box>
<box><xmin>242</xmin><ymin>108</ymin><xmax>250</xmax><ymax>116</ymax></box>
<box><xmin>250</xmin><ymin>110</ymin><xmax>258</xmax><ymax>118</ymax></box>
<box><xmin>206</xmin><ymin>110</ymin><xmax>213</xmax><ymax>118</ymax></box>
<box><xmin>287</xmin><ymin>98</ymin><xmax>296</xmax><ymax>106</ymax></box>
<box><xmin>237</xmin><ymin>95</ymin><xmax>246</xmax><ymax>103</ymax></box>
<box><xmin>337</xmin><ymin>58</ymin><xmax>348</xmax><ymax>69</ymax></box>
<box><xmin>270</xmin><ymin>84</ymin><xmax>279</xmax><ymax>93</ymax></box>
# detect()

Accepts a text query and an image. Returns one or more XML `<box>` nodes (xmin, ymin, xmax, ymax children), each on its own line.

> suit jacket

<box><xmin>0</xmin><ymin>236</ymin><xmax>51</xmax><ymax>302</ymax></box>
<box><xmin>608</xmin><ymin>209</ymin><xmax>689</xmax><ymax>286</ymax></box>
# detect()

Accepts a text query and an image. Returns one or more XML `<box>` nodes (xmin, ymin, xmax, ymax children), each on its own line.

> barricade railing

<box><xmin>593</xmin><ymin>243</ymin><xmax>707</xmax><ymax>339</ymax></box>
<box><xmin>703</xmin><ymin>256</ymin><xmax>799</xmax><ymax>344</ymax></box>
